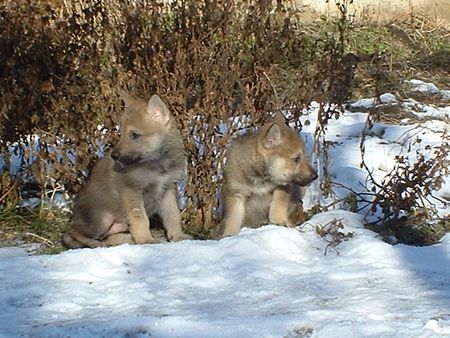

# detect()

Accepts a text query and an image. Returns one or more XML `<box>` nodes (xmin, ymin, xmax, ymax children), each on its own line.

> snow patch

<box><xmin>1</xmin><ymin>212</ymin><xmax>449</xmax><ymax>337</ymax></box>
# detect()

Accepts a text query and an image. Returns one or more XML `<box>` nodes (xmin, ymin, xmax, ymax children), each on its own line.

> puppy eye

<box><xmin>292</xmin><ymin>155</ymin><xmax>301</xmax><ymax>164</ymax></box>
<box><xmin>130</xmin><ymin>131</ymin><xmax>141</xmax><ymax>140</ymax></box>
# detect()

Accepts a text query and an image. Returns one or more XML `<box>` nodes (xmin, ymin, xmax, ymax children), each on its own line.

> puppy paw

<box><xmin>146</xmin><ymin>237</ymin><xmax>161</xmax><ymax>244</ymax></box>
<box><xmin>167</xmin><ymin>232</ymin><xmax>192</xmax><ymax>242</ymax></box>
<box><xmin>89</xmin><ymin>241</ymin><xmax>108</xmax><ymax>248</ymax></box>
<box><xmin>269</xmin><ymin>216</ymin><xmax>289</xmax><ymax>226</ymax></box>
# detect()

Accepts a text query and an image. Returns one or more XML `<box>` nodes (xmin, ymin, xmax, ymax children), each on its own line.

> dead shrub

<box><xmin>0</xmin><ymin>0</ymin><xmax>353</xmax><ymax>234</ymax></box>
<box><xmin>369</xmin><ymin>132</ymin><xmax>449</xmax><ymax>222</ymax></box>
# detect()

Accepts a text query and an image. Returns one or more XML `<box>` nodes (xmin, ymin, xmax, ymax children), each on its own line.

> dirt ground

<box><xmin>296</xmin><ymin>0</ymin><xmax>450</xmax><ymax>28</ymax></box>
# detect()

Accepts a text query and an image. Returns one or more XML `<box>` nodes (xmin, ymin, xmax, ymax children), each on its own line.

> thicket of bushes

<box><xmin>0</xmin><ymin>0</ymin><xmax>447</xmax><ymax>245</ymax></box>
<box><xmin>0</xmin><ymin>0</ymin><xmax>354</xmax><ymax>233</ymax></box>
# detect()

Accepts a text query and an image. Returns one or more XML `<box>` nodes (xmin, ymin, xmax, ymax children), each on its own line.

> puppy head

<box><xmin>111</xmin><ymin>93</ymin><xmax>171</xmax><ymax>171</ymax></box>
<box><xmin>259</xmin><ymin>120</ymin><xmax>317</xmax><ymax>186</ymax></box>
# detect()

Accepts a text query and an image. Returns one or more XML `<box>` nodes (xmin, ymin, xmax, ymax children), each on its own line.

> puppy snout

<box><xmin>111</xmin><ymin>149</ymin><xmax>120</xmax><ymax>161</ymax></box>
<box><xmin>311</xmin><ymin>170</ymin><xmax>318</xmax><ymax>181</ymax></box>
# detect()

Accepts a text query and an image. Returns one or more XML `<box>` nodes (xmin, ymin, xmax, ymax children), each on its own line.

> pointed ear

<box><xmin>147</xmin><ymin>94</ymin><xmax>170</xmax><ymax>124</ymax></box>
<box><xmin>273</xmin><ymin>112</ymin><xmax>288</xmax><ymax>126</ymax></box>
<box><xmin>263</xmin><ymin>123</ymin><xmax>282</xmax><ymax>148</ymax></box>
<box><xmin>118</xmin><ymin>89</ymin><xmax>136</xmax><ymax>108</ymax></box>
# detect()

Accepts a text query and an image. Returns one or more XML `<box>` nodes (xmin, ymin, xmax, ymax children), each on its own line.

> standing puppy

<box><xmin>222</xmin><ymin>114</ymin><xmax>317</xmax><ymax>237</ymax></box>
<box><xmin>63</xmin><ymin>92</ymin><xmax>189</xmax><ymax>248</ymax></box>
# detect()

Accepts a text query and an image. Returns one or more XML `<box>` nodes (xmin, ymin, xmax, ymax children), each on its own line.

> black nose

<box><xmin>111</xmin><ymin>149</ymin><xmax>119</xmax><ymax>161</ymax></box>
<box><xmin>311</xmin><ymin>171</ymin><xmax>318</xmax><ymax>181</ymax></box>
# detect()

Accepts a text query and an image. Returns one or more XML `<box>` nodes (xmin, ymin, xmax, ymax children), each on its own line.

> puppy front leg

<box><xmin>160</xmin><ymin>186</ymin><xmax>190</xmax><ymax>241</ymax></box>
<box><xmin>288</xmin><ymin>185</ymin><xmax>307</xmax><ymax>225</ymax></box>
<box><xmin>122</xmin><ymin>188</ymin><xmax>158</xmax><ymax>244</ymax></box>
<box><xmin>222</xmin><ymin>194</ymin><xmax>246</xmax><ymax>237</ymax></box>
<box><xmin>269</xmin><ymin>187</ymin><xmax>291</xmax><ymax>226</ymax></box>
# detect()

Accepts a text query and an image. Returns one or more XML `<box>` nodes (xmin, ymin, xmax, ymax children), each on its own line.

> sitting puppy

<box><xmin>221</xmin><ymin>114</ymin><xmax>317</xmax><ymax>236</ymax></box>
<box><xmin>62</xmin><ymin>92</ymin><xmax>189</xmax><ymax>248</ymax></box>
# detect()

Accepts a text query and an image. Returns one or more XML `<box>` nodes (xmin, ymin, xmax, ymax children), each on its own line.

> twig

<box><xmin>24</xmin><ymin>232</ymin><xmax>55</xmax><ymax>248</ymax></box>
<box><xmin>332</xmin><ymin>181</ymin><xmax>375</xmax><ymax>199</ymax></box>
<box><xmin>0</xmin><ymin>174</ymin><xmax>22</xmax><ymax>204</ymax></box>
<box><xmin>259</xmin><ymin>68</ymin><xmax>280</xmax><ymax>113</ymax></box>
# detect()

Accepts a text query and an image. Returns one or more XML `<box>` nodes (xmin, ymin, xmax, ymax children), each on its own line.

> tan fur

<box><xmin>221</xmin><ymin>114</ymin><xmax>317</xmax><ymax>237</ymax></box>
<box><xmin>62</xmin><ymin>92</ymin><xmax>189</xmax><ymax>249</ymax></box>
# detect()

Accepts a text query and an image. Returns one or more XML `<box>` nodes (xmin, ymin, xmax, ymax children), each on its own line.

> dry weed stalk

<box><xmin>313</xmin><ymin>218</ymin><xmax>354</xmax><ymax>255</ymax></box>
<box><xmin>0</xmin><ymin>0</ymin><xmax>353</xmax><ymax>232</ymax></box>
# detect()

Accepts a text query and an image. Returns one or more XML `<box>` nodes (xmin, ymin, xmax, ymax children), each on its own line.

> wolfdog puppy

<box><xmin>63</xmin><ymin>92</ymin><xmax>189</xmax><ymax>248</ymax></box>
<box><xmin>221</xmin><ymin>114</ymin><xmax>317</xmax><ymax>236</ymax></box>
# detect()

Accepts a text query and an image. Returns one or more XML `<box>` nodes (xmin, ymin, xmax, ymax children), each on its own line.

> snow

<box><xmin>347</xmin><ymin>82</ymin><xmax>450</xmax><ymax>119</ymax></box>
<box><xmin>0</xmin><ymin>79</ymin><xmax>449</xmax><ymax>337</ymax></box>
<box><xmin>298</xmin><ymin>96</ymin><xmax>449</xmax><ymax>218</ymax></box>
<box><xmin>379</xmin><ymin>93</ymin><xmax>397</xmax><ymax>104</ymax></box>
<box><xmin>349</xmin><ymin>97</ymin><xmax>376</xmax><ymax>110</ymax></box>
<box><xmin>406</xmin><ymin>79</ymin><xmax>440</xmax><ymax>94</ymax></box>
<box><xmin>348</xmin><ymin>93</ymin><xmax>397</xmax><ymax>110</ymax></box>
<box><xmin>0</xmin><ymin>211</ymin><xmax>449</xmax><ymax>337</ymax></box>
